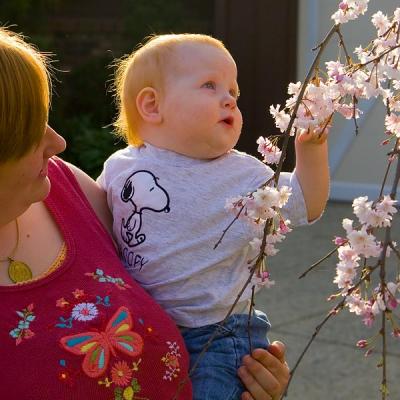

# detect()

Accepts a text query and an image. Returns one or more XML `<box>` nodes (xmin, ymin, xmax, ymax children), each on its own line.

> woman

<box><xmin>0</xmin><ymin>26</ymin><xmax>289</xmax><ymax>400</ymax></box>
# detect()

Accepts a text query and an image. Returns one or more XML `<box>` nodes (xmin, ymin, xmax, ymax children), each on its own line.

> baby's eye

<box><xmin>202</xmin><ymin>81</ymin><xmax>216</xmax><ymax>90</ymax></box>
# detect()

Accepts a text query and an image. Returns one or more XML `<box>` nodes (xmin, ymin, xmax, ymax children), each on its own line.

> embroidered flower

<box><xmin>56</xmin><ymin>298</ymin><xmax>70</xmax><ymax>308</ymax></box>
<box><xmin>111</xmin><ymin>361</ymin><xmax>133</xmax><ymax>387</ymax></box>
<box><xmin>72</xmin><ymin>288</ymin><xmax>85</xmax><ymax>299</ymax></box>
<box><xmin>161</xmin><ymin>341</ymin><xmax>182</xmax><ymax>381</ymax></box>
<box><xmin>71</xmin><ymin>302</ymin><xmax>98</xmax><ymax>321</ymax></box>
<box><xmin>9</xmin><ymin>304</ymin><xmax>36</xmax><ymax>345</ymax></box>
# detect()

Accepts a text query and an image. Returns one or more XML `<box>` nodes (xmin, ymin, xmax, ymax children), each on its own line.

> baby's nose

<box><xmin>223</xmin><ymin>94</ymin><xmax>237</xmax><ymax>109</ymax></box>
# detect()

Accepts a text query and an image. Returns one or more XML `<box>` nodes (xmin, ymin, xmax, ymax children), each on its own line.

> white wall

<box><xmin>297</xmin><ymin>0</ymin><xmax>398</xmax><ymax>201</ymax></box>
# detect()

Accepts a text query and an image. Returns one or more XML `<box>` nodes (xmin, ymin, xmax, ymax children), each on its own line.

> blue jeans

<box><xmin>180</xmin><ymin>311</ymin><xmax>271</xmax><ymax>400</ymax></box>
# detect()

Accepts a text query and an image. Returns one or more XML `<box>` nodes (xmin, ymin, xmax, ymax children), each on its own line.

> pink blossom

<box><xmin>371</xmin><ymin>11</ymin><xmax>390</xmax><ymax>35</ymax></box>
<box><xmin>277</xmin><ymin>186</ymin><xmax>292</xmax><ymax>207</ymax></box>
<box><xmin>392</xmin><ymin>328</ymin><xmax>400</xmax><ymax>338</ymax></box>
<box><xmin>249</xmin><ymin>237</ymin><xmax>262</xmax><ymax>252</ymax></box>
<box><xmin>334</xmin><ymin>236</ymin><xmax>347</xmax><ymax>246</ymax></box>
<box><xmin>336</xmin><ymin>103</ymin><xmax>362</xmax><ymax>119</ymax></box>
<box><xmin>326</xmin><ymin>61</ymin><xmax>346</xmax><ymax>83</ymax></box>
<box><xmin>256</xmin><ymin>136</ymin><xmax>282</xmax><ymax>164</ymax></box>
<box><xmin>342</xmin><ymin>218</ymin><xmax>354</xmax><ymax>234</ymax></box>
<box><xmin>346</xmin><ymin>293</ymin><xmax>367</xmax><ymax>315</ymax></box>
<box><xmin>385</xmin><ymin>113</ymin><xmax>400</xmax><ymax>137</ymax></box>
<box><xmin>269</xmin><ymin>104</ymin><xmax>290</xmax><ymax>133</ymax></box>
<box><xmin>332</xmin><ymin>0</ymin><xmax>370</xmax><ymax>25</ymax></box>
<box><xmin>362</xmin><ymin>312</ymin><xmax>375</xmax><ymax>327</ymax></box>
<box><xmin>279</xmin><ymin>219</ymin><xmax>292</xmax><ymax>234</ymax></box>
<box><xmin>253</xmin><ymin>271</ymin><xmax>276</xmax><ymax>288</ymax></box>
<box><xmin>376</xmin><ymin>195</ymin><xmax>397</xmax><ymax>215</ymax></box>
<box><xmin>347</xmin><ymin>226</ymin><xmax>381</xmax><ymax>258</ymax></box>
<box><xmin>265</xmin><ymin>243</ymin><xmax>279</xmax><ymax>257</ymax></box>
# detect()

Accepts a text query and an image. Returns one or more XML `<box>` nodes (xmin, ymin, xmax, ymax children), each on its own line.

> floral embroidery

<box><xmin>60</xmin><ymin>306</ymin><xmax>144</xmax><ymax>378</ymax></box>
<box><xmin>56</xmin><ymin>298</ymin><xmax>69</xmax><ymax>308</ymax></box>
<box><xmin>161</xmin><ymin>341</ymin><xmax>182</xmax><ymax>381</ymax></box>
<box><xmin>72</xmin><ymin>288</ymin><xmax>85</xmax><ymax>299</ymax></box>
<box><xmin>56</xmin><ymin>289</ymin><xmax>87</xmax><ymax>310</ymax></box>
<box><xmin>55</xmin><ymin>289</ymin><xmax>110</xmax><ymax>329</ymax></box>
<box><xmin>113</xmin><ymin>379</ymin><xmax>149</xmax><ymax>400</ymax></box>
<box><xmin>9</xmin><ymin>303</ymin><xmax>36</xmax><ymax>345</ymax></box>
<box><xmin>98</xmin><ymin>359</ymin><xmax>149</xmax><ymax>400</ymax></box>
<box><xmin>85</xmin><ymin>268</ymin><xmax>132</xmax><ymax>290</ymax></box>
<box><xmin>111</xmin><ymin>360</ymin><xmax>133</xmax><ymax>386</ymax></box>
<box><xmin>71</xmin><ymin>302</ymin><xmax>99</xmax><ymax>321</ymax></box>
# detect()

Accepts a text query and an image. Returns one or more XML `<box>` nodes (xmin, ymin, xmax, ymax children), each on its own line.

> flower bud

<box><xmin>356</xmin><ymin>339</ymin><xmax>368</xmax><ymax>348</ymax></box>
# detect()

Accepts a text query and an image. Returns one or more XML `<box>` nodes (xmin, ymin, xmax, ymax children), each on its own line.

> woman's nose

<box><xmin>45</xmin><ymin>125</ymin><xmax>67</xmax><ymax>156</ymax></box>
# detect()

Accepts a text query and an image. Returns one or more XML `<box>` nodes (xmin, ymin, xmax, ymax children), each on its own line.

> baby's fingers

<box><xmin>297</xmin><ymin>128</ymin><xmax>328</xmax><ymax>144</ymax></box>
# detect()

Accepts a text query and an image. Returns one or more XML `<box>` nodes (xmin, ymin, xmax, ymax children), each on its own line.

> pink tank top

<box><xmin>0</xmin><ymin>158</ymin><xmax>192</xmax><ymax>400</ymax></box>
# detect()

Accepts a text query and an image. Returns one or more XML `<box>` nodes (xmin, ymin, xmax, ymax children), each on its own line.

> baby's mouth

<box><xmin>221</xmin><ymin>116</ymin><xmax>234</xmax><ymax>126</ymax></box>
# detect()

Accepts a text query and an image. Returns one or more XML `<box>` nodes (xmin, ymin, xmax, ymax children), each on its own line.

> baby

<box><xmin>98</xmin><ymin>33</ymin><xmax>329</xmax><ymax>399</ymax></box>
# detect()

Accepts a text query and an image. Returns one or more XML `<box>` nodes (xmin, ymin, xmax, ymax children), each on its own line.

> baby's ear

<box><xmin>136</xmin><ymin>87</ymin><xmax>162</xmax><ymax>124</ymax></box>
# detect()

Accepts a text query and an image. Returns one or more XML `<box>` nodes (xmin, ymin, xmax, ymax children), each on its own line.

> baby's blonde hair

<box><xmin>113</xmin><ymin>33</ymin><xmax>229</xmax><ymax>146</ymax></box>
<box><xmin>0</xmin><ymin>27</ymin><xmax>51</xmax><ymax>162</ymax></box>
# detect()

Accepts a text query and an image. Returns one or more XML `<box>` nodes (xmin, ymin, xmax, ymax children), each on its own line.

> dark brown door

<box><xmin>214</xmin><ymin>0</ymin><xmax>298</xmax><ymax>169</ymax></box>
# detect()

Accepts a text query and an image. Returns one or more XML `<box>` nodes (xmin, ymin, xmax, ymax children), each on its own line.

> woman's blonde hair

<box><xmin>113</xmin><ymin>33</ymin><xmax>228</xmax><ymax>146</ymax></box>
<box><xmin>0</xmin><ymin>27</ymin><xmax>51</xmax><ymax>162</ymax></box>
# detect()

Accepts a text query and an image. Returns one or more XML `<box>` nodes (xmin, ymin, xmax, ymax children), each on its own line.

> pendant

<box><xmin>8</xmin><ymin>258</ymin><xmax>33</xmax><ymax>283</ymax></box>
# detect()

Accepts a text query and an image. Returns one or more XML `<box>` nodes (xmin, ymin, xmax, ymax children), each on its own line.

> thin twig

<box><xmin>247</xmin><ymin>286</ymin><xmax>256</xmax><ymax>353</ymax></box>
<box><xmin>354</xmin><ymin>44</ymin><xmax>400</xmax><ymax>71</ymax></box>
<box><xmin>335</xmin><ymin>27</ymin><xmax>351</xmax><ymax>63</ymax></box>
<box><xmin>283</xmin><ymin>264</ymin><xmax>379</xmax><ymax>398</ymax></box>
<box><xmin>214</xmin><ymin>204</ymin><xmax>245</xmax><ymax>249</ymax></box>
<box><xmin>299</xmin><ymin>246</ymin><xmax>340</xmax><ymax>279</ymax></box>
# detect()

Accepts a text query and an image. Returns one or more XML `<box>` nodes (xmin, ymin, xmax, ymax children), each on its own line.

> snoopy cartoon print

<box><xmin>120</xmin><ymin>170</ymin><xmax>170</xmax><ymax>247</ymax></box>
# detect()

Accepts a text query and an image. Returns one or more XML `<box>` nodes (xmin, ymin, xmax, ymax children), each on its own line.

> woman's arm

<box><xmin>66</xmin><ymin>162</ymin><xmax>113</xmax><ymax>235</ymax></box>
<box><xmin>239</xmin><ymin>342</ymin><xmax>289</xmax><ymax>400</ymax></box>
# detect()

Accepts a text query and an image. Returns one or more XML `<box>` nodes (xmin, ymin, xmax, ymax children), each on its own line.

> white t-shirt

<box><xmin>98</xmin><ymin>143</ymin><xmax>308</xmax><ymax>327</ymax></box>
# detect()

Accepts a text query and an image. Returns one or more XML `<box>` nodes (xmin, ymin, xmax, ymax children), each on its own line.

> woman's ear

<box><xmin>136</xmin><ymin>87</ymin><xmax>162</xmax><ymax>124</ymax></box>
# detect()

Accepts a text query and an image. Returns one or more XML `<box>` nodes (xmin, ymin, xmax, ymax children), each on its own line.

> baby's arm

<box><xmin>66</xmin><ymin>162</ymin><xmax>113</xmax><ymax>234</ymax></box>
<box><xmin>294</xmin><ymin>128</ymin><xmax>330</xmax><ymax>222</ymax></box>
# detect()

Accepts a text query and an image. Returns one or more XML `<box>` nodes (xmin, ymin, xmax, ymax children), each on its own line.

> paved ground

<box><xmin>255</xmin><ymin>201</ymin><xmax>400</xmax><ymax>400</ymax></box>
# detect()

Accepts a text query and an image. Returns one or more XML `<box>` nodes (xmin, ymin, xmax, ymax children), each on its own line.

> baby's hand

<box><xmin>296</xmin><ymin>117</ymin><xmax>332</xmax><ymax>145</ymax></box>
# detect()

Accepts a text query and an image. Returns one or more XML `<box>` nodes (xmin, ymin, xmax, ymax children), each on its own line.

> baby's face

<box><xmin>158</xmin><ymin>42</ymin><xmax>243</xmax><ymax>159</ymax></box>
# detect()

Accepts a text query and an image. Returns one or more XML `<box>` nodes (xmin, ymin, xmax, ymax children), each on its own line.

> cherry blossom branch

<box><xmin>273</xmin><ymin>24</ymin><xmax>340</xmax><ymax>185</ymax></box>
<box><xmin>175</xmin><ymin>220</ymin><xmax>273</xmax><ymax>399</ymax></box>
<box><xmin>355</xmin><ymin>44</ymin><xmax>400</xmax><ymax>70</ymax></box>
<box><xmin>289</xmin><ymin>151</ymin><xmax>400</xmax><ymax>399</ymax></box>
<box><xmin>283</xmin><ymin>264</ymin><xmax>379</xmax><ymax>399</ymax></box>
<box><xmin>379</xmin><ymin>149</ymin><xmax>400</xmax><ymax>398</ymax></box>
<box><xmin>298</xmin><ymin>246</ymin><xmax>340</xmax><ymax>279</ymax></box>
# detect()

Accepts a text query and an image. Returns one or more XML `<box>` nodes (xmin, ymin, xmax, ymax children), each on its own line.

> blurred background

<box><xmin>0</xmin><ymin>0</ymin><xmax>297</xmax><ymax>178</ymax></box>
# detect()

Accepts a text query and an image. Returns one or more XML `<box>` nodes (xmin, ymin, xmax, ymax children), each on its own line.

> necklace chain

<box><xmin>0</xmin><ymin>219</ymin><xmax>20</xmax><ymax>262</ymax></box>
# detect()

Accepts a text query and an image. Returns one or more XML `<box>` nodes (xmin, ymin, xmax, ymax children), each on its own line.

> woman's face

<box><xmin>0</xmin><ymin>126</ymin><xmax>66</xmax><ymax>220</ymax></box>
